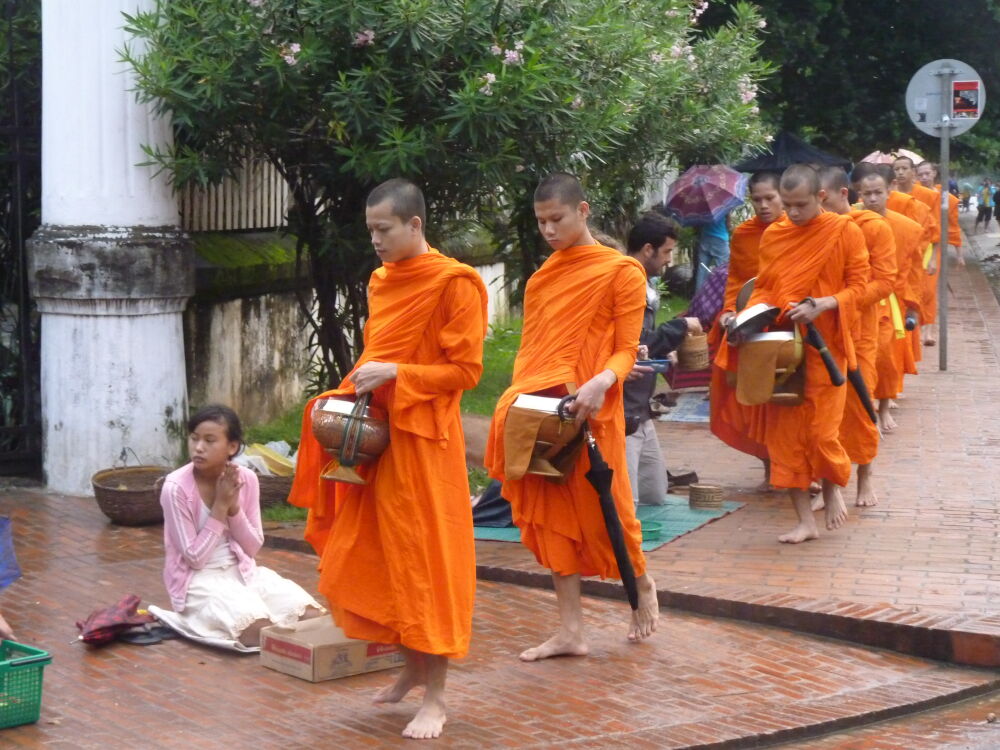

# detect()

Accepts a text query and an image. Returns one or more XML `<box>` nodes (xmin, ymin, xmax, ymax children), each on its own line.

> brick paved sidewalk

<box><xmin>0</xmin><ymin>488</ymin><xmax>997</xmax><ymax>748</ymax></box>
<box><xmin>454</xmin><ymin>218</ymin><xmax>1000</xmax><ymax>669</ymax></box>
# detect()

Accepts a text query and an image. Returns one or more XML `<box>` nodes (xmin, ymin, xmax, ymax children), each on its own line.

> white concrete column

<box><xmin>28</xmin><ymin>0</ymin><xmax>194</xmax><ymax>496</ymax></box>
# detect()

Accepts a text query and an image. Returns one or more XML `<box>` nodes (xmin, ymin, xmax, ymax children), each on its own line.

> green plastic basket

<box><xmin>0</xmin><ymin>640</ymin><xmax>51</xmax><ymax>729</ymax></box>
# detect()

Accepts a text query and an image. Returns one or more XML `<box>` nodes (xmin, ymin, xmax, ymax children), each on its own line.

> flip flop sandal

<box><xmin>118</xmin><ymin>630</ymin><xmax>163</xmax><ymax>646</ymax></box>
<box><xmin>148</xmin><ymin>625</ymin><xmax>180</xmax><ymax>640</ymax></box>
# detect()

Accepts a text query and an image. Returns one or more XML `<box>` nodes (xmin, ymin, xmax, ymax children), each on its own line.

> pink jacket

<box><xmin>159</xmin><ymin>463</ymin><xmax>264</xmax><ymax>611</ymax></box>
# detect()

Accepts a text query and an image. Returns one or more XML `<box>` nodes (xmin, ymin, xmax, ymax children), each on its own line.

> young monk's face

<box><xmin>916</xmin><ymin>163</ymin><xmax>935</xmax><ymax>189</ymax></box>
<box><xmin>779</xmin><ymin>183</ymin><xmax>824</xmax><ymax>226</ymax></box>
<box><xmin>893</xmin><ymin>159</ymin><xmax>915</xmax><ymax>187</ymax></box>
<box><xmin>188</xmin><ymin>419</ymin><xmax>238</xmax><ymax>472</ymax></box>
<box><xmin>749</xmin><ymin>181</ymin><xmax>782</xmax><ymax>224</ymax></box>
<box><xmin>534</xmin><ymin>198</ymin><xmax>590</xmax><ymax>251</ymax></box>
<box><xmin>857</xmin><ymin>175</ymin><xmax>888</xmax><ymax>215</ymax></box>
<box><xmin>366</xmin><ymin>200</ymin><xmax>424</xmax><ymax>263</ymax></box>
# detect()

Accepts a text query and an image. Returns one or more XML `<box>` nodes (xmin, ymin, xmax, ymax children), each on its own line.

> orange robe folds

<box><xmin>709</xmin><ymin>217</ymin><xmax>770</xmax><ymax>460</ymax></box>
<box><xmin>484</xmin><ymin>244</ymin><xmax>647</xmax><ymax>579</ymax></box>
<box><xmin>743</xmin><ymin>212</ymin><xmax>868</xmax><ymax>490</ymax></box>
<box><xmin>905</xmin><ymin>182</ymin><xmax>943</xmax><ymax>326</ymax></box>
<box><xmin>877</xmin><ymin>209</ymin><xmax>924</xmax><ymax>399</ymax></box>
<box><xmin>887</xmin><ymin>191</ymin><xmax>932</xmax><ymax>365</ymax></box>
<box><xmin>289</xmin><ymin>249</ymin><xmax>487</xmax><ymax>658</ymax></box>
<box><xmin>839</xmin><ymin>210</ymin><xmax>895</xmax><ymax>466</ymax></box>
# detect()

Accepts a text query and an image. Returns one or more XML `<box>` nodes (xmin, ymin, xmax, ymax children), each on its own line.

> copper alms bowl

<box><xmin>311</xmin><ymin>397</ymin><xmax>389</xmax><ymax>463</ymax></box>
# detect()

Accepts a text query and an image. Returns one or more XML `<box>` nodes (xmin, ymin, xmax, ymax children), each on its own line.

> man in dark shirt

<box><xmin>624</xmin><ymin>213</ymin><xmax>702</xmax><ymax>505</ymax></box>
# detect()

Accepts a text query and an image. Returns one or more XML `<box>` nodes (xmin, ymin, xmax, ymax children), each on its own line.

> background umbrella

<box><xmin>860</xmin><ymin>148</ymin><xmax>924</xmax><ymax>164</ymax></box>
<box><xmin>733</xmin><ymin>131</ymin><xmax>851</xmax><ymax>172</ymax></box>
<box><xmin>76</xmin><ymin>594</ymin><xmax>156</xmax><ymax>646</ymax></box>
<box><xmin>664</xmin><ymin>164</ymin><xmax>748</xmax><ymax>227</ymax></box>
<box><xmin>557</xmin><ymin>398</ymin><xmax>639</xmax><ymax>610</ymax></box>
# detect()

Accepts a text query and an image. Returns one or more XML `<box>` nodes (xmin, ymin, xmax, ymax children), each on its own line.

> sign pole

<box><xmin>936</xmin><ymin>64</ymin><xmax>954</xmax><ymax>371</ymax></box>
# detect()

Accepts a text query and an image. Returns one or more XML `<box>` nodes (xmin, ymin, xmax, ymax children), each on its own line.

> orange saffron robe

<box><xmin>905</xmin><ymin>182</ymin><xmax>943</xmax><ymax>326</ymax></box>
<box><xmin>484</xmin><ymin>244</ymin><xmax>647</xmax><ymax>579</ymax></box>
<box><xmin>289</xmin><ymin>249</ymin><xmax>487</xmax><ymax>658</ymax></box>
<box><xmin>839</xmin><ymin>210</ymin><xmax>896</xmax><ymax>465</ymax></box>
<box><xmin>742</xmin><ymin>212</ymin><xmax>868</xmax><ymax>490</ymax></box>
<box><xmin>709</xmin><ymin>217</ymin><xmax>770</xmax><ymax>460</ymax></box>
<box><xmin>877</xmin><ymin>209</ymin><xmax>924</xmax><ymax>399</ymax></box>
<box><xmin>887</xmin><ymin>191</ymin><xmax>932</xmax><ymax>368</ymax></box>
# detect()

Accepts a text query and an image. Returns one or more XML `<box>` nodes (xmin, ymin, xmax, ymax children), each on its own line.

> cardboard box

<box><xmin>260</xmin><ymin>617</ymin><xmax>404</xmax><ymax>682</ymax></box>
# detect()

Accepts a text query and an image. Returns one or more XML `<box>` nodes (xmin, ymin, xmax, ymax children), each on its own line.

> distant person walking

<box><xmin>975</xmin><ymin>179</ymin><xmax>994</xmax><ymax>234</ymax></box>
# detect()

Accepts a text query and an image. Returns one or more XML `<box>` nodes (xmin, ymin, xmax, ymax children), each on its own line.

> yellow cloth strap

<box><xmin>774</xmin><ymin>327</ymin><xmax>804</xmax><ymax>387</ymax></box>
<box><xmin>923</xmin><ymin>242</ymin><xmax>934</xmax><ymax>268</ymax></box>
<box><xmin>886</xmin><ymin>293</ymin><xmax>905</xmax><ymax>339</ymax></box>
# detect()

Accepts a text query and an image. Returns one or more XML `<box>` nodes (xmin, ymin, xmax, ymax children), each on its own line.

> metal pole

<box><xmin>937</xmin><ymin>65</ymin><xmax>954</xmax><ymax>371</ymax></box>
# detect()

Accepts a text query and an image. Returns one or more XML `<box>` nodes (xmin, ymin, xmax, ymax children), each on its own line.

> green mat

<box><xmin>474</xmin><ymin>495</ymin><xmax>743</xmax><ymax>552</ymax></box>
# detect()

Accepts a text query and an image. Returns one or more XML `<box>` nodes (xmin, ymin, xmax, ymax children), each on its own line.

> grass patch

<box><xmin>655</xmin><ymin>293</ymin><xmax>691</xmax><ymax>326</ymax></box>
<box><xmin>261</xmin><ymin>502</ymin><xmax>309</xmax><ymax>523</ymax></box>
<box><xmin>245</xmin><ymin>402</ymin><xmax>307</xmax><ymax>449</ymax></box>
<box><xmin>462</xmin><ymin>318</ymin><xmax>521</xmax><ymax>416</ymax></box>
<box><xmin>468</xmin><ymin>466</ymin><xmax>491</xmax><ymax>496</ymax></box>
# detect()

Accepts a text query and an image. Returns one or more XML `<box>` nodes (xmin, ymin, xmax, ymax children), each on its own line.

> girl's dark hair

<box><xmin>188</xmin><ymin>405</ymin><xmax>244</xmax><ymax>455</ymax></box>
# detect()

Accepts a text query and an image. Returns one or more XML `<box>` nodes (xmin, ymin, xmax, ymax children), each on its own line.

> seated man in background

<box><xmin>623</xmin><ymin>212</ymin><xmax>702</xmax><ymax>505</ymax></box>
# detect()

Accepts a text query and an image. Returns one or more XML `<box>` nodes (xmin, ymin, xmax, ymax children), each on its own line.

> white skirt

<box><xmin>154</xmin><ymin>564</ymin><xmax>321</xmax><ymax>647</ymax></box>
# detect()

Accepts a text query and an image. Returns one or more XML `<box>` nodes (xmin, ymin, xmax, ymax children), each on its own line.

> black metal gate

<box><xmin>0</xmin><ymin>0</ymin><xmax>41</xmax><ymax>477</ymax></box>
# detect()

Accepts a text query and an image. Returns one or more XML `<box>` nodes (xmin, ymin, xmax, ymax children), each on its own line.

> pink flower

<box><xmin>514</xmin><ymin>40</ymin><xmax>525</xmax><ymax>51</ymax></box>
<box><xmin>353</xmin><ymin>29</ymin><xmax>376</xmax><ymax>47</ymax></box>
<box><xmin>650</xmin><ymin>52</ymin><xmax>665</xmax><ymax>64</ymax></box>
<box><xmin>503</xmin><ymin>49</ymin><xmax>523</xmax><ymax>66</ymax></box>
<box><xmin>280</xmin><ymin>42</ymin><xmax>300</xmax><ymax>65</ymax></box>
<box><xmin>247</xmin><ymin>0</ymin><xmax>264</xmax><ymax>7</ymax></box>
<box><xmin>490</xmin><ymin>44</ymin><xmax>503</xmax><ymax>56</ymax></box>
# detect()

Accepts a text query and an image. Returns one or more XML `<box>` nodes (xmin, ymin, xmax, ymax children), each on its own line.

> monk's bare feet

<box><xmin>778</xmin><ymin>522</ymin><xmax>819</xmax><ymax>544</ymax></box>
<box><xmin>754</xmin><ymin>479</ymin><xmax>774</xmax><ymax>493</ymax></box>
<box><xmin>402</xmin><ymin>698</ymin><xmax>446</xmax><ymax>740</ymax></box>
<box><xmin>519</xmin><ymin>632</ymin><xmax>589</xmax><ymax>661</ymax></box>
<box><xmin>810</xmin><ymin>495</ymin><xmax>825</xmax><ymax>512</ymax></box>
<box><xmin>879</xmin><ymin>409</ymin><xmax>898</xmax><ymax>433</ymax></box>
<box><xmin>375</xmin><ymin>660</ymin><xmax>425</xmax><ymax>704</ymax></box>
<box><xmin>628</xmin><ymin>573</ymin><xmax>659</xmax><ymax>642</ymax></box>
<box><xmin>824</xmin><ymin>483</ymin><xmax>848</xmax><ymax>530</ymax></box>
<box><xmin>855</xmin><ymin>463</ymin><xmax>878</xmax><ymax>507</ymax></box>
<box><xmin>808</xmin><ymin>481</ymin><xmax>821</xmax><ymax>496</ymax></box>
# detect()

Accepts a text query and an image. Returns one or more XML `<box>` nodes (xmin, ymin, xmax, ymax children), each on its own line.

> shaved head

<box><xmin>851</xmin><ymin>161</ymin><xmax>880</xmax><ymax>183</ymax></box>
<box><xmin>366</xmin><ymin>178</ymin><xmax>426</xmax><ymax>227</ymax></box>
<box><xmin>892</xmin><ymin>155</ymin><xmax>915</xmax><ymax>168</ymax></box>
<box><xmin>818</xmin><ymin>166</ymin><xmax>849</xmax><ymax>193</ymax></box>
<box><xmin>534</xmin><ymin>171</ymin><xmax>586</xmax><ymax>207</ymax></box>
<box><xmin>749</xmin><ymin>171</ymin><xmax>782</xmax><ymax>191</ymax></box>
<box><xmin>780</xmin><ymin>164</ymin><xmax>821</xmax><ymax>195</ymax></box>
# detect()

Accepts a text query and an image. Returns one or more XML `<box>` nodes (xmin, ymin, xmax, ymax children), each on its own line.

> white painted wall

<box><xmin>473</xmin><ymin>261</ymin><xmax>510</xmax><ymax>326</ymax></box>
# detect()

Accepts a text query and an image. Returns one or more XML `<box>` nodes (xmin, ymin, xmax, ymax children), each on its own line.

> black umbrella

<box><xmin>733</xmin><ymin>131</ymin><xmax>852</xmax><ymax>173</ymax></box>
<box><xmin>557</xmin><ymin>397</ymin><xmax>639</xmax><ymax>610</ymax></box>
<box><xmin>846</xmin><ymin>369</ymin><xmax>879</xmax><ymax>425</ymax></box>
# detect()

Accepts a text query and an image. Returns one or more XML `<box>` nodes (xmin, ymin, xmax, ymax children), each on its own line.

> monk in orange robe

<box><xmin>894</xmin><ymin>156</ymin><xmax>943</xmax><ymax>347</ymax></box>
<box><xmin>710</xmin><ymin>171</ymin><xmax>782</xmax><ymax>484</ymax></box>
<box><xmin>485</xmin><ymin>172</ymin><xmax>659</xmax><ymax>661</ymax></box>
<box><xmin>818</xmin><ymin>166</ymin><xmax>895</xmax><ymax>509</ymax></box>
<box><xmin>884</xmin><ymin>170</ymin><xmax>932</xmax><ymax>373</ymax></box>
<box><xmin>917</xmin><ymin>160</ymin><xmax>963</xmax><ymax>345</ymax></box>
<box><xmin>853</xmin><ymin>167</ymin><xmax>924</xmax><ymax>435</ymax></box>
<box><xmin>289</xmin><ymin>179</ymin><xmax>487</xmax><ymax>740</ymax></box>
<box><xmin>734</xmin><ymin>165</ymin><xmax>867</xmax><ymax>543</ymax></box>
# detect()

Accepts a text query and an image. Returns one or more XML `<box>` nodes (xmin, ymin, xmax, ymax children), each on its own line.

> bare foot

<box><xmin>628</xmin><ymin>574</ymin><xmax>659</xmax><ymax>642</ymax></box>
<box><xmin>824</xmin><ymin>485</ymin><xmax>848</xmax><ymax>530</ymax></box>
<box><xmin>374</xmin><ymin>662</ymin><xmax>425</xmax><ymax>704</ymax></box>
<box><xmin>519</xmin><ymin>633</ymin><xmax>589</xmax><ymax>661</ymax></box>
<box><xmin>778</xmin><ymin>522</ymin><xmax>819</xmax><ymax>544</ymax></box>
<box><xmin>879</xmin><ymin>411</ymin><xmax>898</xmax><ymax>433</ymax></box>
<box><xmin>402</xmin><ymin>699</ymin><xmax>446</xmax><ymax>740</ymax></box>
<box><xmin>754</xmin><ymin>479</ymin><xmax>774</xmax><ymax>493</ymax></box>
<box><xmin>808</xmin><ymin>481</ymin><xmax>821</xmax><ymax>496</ymax></box>
<box><xmin>810</xmin><ymin>496</ymin><xmax>825</xmax><ymax>512</ymax></box>
<box><xmin>855</xmin><ymin>485</ymin><xmax>878</xmax><ymax>507</ymax></box>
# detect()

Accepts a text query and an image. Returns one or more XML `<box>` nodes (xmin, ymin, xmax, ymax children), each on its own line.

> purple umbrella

<box><xmin>665</xmin><ymin>164</ymin><xmax>748</xmax><ymax>226</ymax></box>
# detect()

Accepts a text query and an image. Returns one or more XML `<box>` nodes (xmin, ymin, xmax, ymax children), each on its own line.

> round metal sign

<box><xmin>906</xmin><ymin>58</ymin><xmax>985</xmax><ymax>138</ymax></box>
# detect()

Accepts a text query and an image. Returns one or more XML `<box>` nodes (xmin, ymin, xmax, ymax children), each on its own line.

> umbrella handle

<box><xmin>556</xmin><ymin>395</ymin><xmax>577</xmax><ymax>421</ymax></box>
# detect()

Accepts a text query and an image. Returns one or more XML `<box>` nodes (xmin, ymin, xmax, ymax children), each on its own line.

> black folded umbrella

<box><xmin>555</xmin><ymin>396</ymin><xmax>639</xmax><ymax>610</ymax></box>
<box><xmin>847</xmin><ymin>368</ymin><xmax>879</xmax><ymax>424</ymax></box>
<box><xmin>584</xmin><ymin>428</ymin><xmax>639</xmax><ymax>611</ymax></box>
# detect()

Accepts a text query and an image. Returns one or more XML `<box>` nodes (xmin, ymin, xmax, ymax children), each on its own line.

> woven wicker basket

<box><xmin>91</xmin><ymin>466</ymin><xmax>171</xmax><ymax>526</ymax></box>
<box><xmin>258</xmin><ymin>474</ymin><xmax>294</xmax><ymax>508</ymax></box>
<box><xmin>689</xmin><ymin>483</ymin><xmax>724</xmax><ymax>509</ymax></box>
<box><xmin>678</xmin><ymin>333</ymin><xmax>710</xmax><ymax>371</ymax></box>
